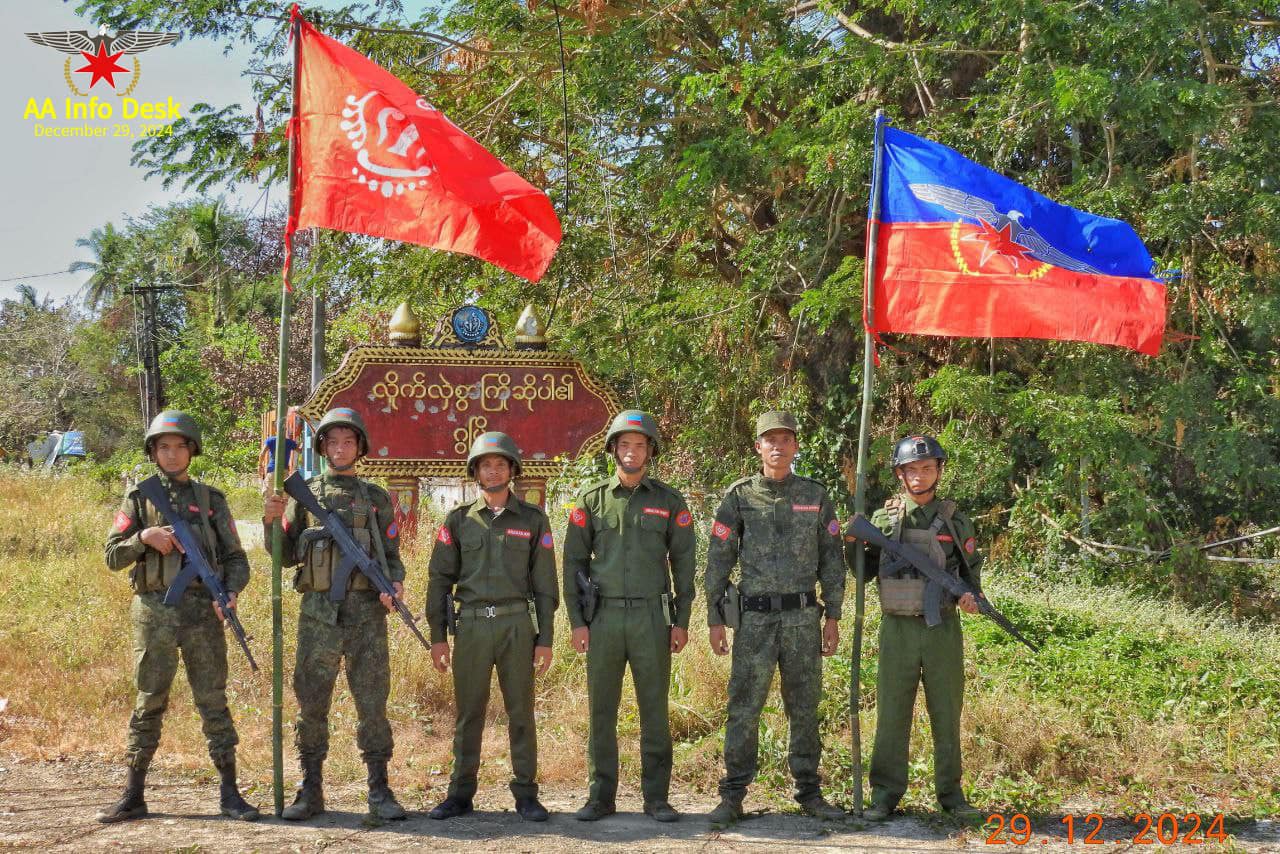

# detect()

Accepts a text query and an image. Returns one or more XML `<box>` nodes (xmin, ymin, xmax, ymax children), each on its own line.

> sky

<box><xmin>0</xmin><ymin>1</ymin><xmax>440</xmax><ymax>304</ymax></box>
<box><xmin>0</xmin><ymin>2</ymin><xmax>265</xmax><ymax>303</ymax></box>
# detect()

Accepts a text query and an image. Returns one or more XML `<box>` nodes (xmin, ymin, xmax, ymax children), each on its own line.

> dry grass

<box><xmin>1</xmin><ymin>468</ymin><xmax>1278</xmax><ymax>815</ymax></box>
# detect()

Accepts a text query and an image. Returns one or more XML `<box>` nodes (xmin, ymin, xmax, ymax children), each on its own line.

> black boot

<box><xmin>366</xmin><ymin>760</ymin><xmax>407</xmax><ymax>820</ymax></box>
<box><xmin>96</xmin><ymin>764</ymin><xmax>148</xmax><ymax>823</ymax></box>
<box><xmin>281</xmin><ymin>758</ymin><xmax>325</xmax><ymax>821</ymax></box>
<box><xmin>215</xmin><ymin>757</ymin><xmax>260</xmax><ymax>822</ymax></box>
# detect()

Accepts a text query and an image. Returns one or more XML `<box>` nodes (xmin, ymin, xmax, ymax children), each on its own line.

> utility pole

<box><xmin>125</xmin><ymin>284</ymin><xmax>183</xmax><ymax>425</ymax></box>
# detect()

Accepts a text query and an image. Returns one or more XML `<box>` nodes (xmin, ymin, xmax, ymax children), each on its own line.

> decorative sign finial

<box><xmin>389</xmin><ymin>303</ymin><xmax>421</xmax><ymax>347</ymax></box>
<box><xmin>514</xmin><ymin>304</ymin><xmax>548</xmax><ymax>350</ymax></box>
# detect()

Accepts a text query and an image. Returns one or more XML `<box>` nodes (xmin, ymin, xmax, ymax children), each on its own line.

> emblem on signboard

<box><xmin>452</xmin><ymin>306</ymin><xmax>490</xmax><ymax>344</ymax></box>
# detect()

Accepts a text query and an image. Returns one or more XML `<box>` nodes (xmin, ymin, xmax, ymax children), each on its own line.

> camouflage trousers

<box><xmin>719</xmin><ymin>607</ymin><xmax>824</xmax><ymax>803</ymax></box>
<box><xmin>293</xmin><ymin>591</ymin><xmax>393</xmax><ymax>764</ymax></box>
<box><xmin>869</xmin><ymin>610</ymin><xmax>965</xmax><ymax>810</ymax></box>
<box><xmin>126</xmin><ymin>591</ymin><xmax>239</xmax><ymax>770</ymax></box>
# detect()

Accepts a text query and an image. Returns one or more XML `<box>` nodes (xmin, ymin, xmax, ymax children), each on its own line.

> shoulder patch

<box><xmin>436</xmin><ymin>525</ymin><xmax>453</xmax><ymax>545</ymax></box>
<box><xmin>570</xmin><ymin>507</ymin><xmax>588</xmax><ymax>527</ymax></box>
<box><xmin>964</xmin><ymin>537</ymin><xmax>976</xmax><ymax>555</ymax></box>
<box><xmin>827</xmin><ymin>518</ymin><xmax>840</xmax><ymax>536</ymax></box>
<box><xmin>385</xmin><ymin>521</ymin><xmax>399</xmax><ymax>539</ymax></box>
<box><xmin>113</xmin><ymin>510</ymin><xmax>132</xmax><ymax>533</ymax></box>
<box><xmin>541</xmin><ymin>531</ymin><xmax>555</xmax><ymax>549</ymax></box>
<box><xmin>711</xmin><ymin>520</ymin><xmax>732</xmax><ymax>541</ymax></box>
<box><xmin>675</xmin><ymin>509</ymin><xmax>692</xmax><ymax>528</ymax></box>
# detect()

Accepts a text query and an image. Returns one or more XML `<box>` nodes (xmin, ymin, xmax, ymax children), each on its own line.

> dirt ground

<box><xmin>0</xmin><ymin>758</ymin><xmax>1275</xmax><ymax>852</ymax></box>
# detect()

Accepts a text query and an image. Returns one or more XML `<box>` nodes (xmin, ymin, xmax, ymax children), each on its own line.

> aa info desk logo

<box><xmin>21</xmin><ymin>24</ymin><xmax>183</xmax><ymax>140</ymax></box>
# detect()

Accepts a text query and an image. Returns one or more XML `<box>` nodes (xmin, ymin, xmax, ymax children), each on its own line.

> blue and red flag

<box><xmin>869</xmin><ymin>120</ymin><xmax>1165</xmax><ymax>355</ymax></box>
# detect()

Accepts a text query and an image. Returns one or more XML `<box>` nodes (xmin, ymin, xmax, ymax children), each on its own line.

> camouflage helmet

<box><xmin>144</xmin><ymin>410</ymin><xmax>202</xmax><ymax>456</ymax></box>
<box><xmin>605</xmin><ymin>410</ymin><xmax>662</xmax><ymax>458</ymax></box>
<box><xmin>755</xmin><ymin>410</ymin><xmax>799</xmax><ymax>438</ymax></box>
<box><xmin>467</xmin><ymin>431</ymin><xmax>522</xmax><ymax>478</ymax></box>
<box><xmin>316</xmin><ymin>407</ymin><xmax>369</xmax><ymax>457</ymax></box>
<box><xmin>891</xmin><ymin>434</ymin><xmax>947</xmax><ymax>468</ymax></box>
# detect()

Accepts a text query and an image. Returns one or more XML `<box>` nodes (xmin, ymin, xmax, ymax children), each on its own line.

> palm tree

<box><xmin>170</xmin><ymin>200</ymin><xmax>251</xmax><ymax>326</ymax></box>
<box><xmin>69</xmin><ymin>223</ymin><xmax>130</xmax><ymax>309</ymax></box>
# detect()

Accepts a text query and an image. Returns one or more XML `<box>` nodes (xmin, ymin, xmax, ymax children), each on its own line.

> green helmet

<box><xmin>604</xmin><ymin>410</ymin><xmax>662</xmax><ymax>458</ymax></box>
<box><xmin>467</xmin><ymin>431</ymin><xmax>522</xmax><ymax>478</ymax></box>
<box><xmin>144</xmin><ymin>410</ymin><xmax>202</xmax><ymax>456</ymax></box>
<box><xmin>891</xmin><ymin>434</ymin><xmax>947</xmax><ymax>468</ymax></box>
<box><xmin>316</xmin><ymin>407</ymin><xmax>370</xmax><ymax>457</ymax></box>
<box><xmin>755</xmin><ymin>410</ymin><xmax>799</xmax><ymax>438</ymax></box>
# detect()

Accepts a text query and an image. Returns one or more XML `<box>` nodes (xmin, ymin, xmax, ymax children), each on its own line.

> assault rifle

<box><xmin>282</xmin><ymin>472</ymin><xmax>430</xmax><ymax>650</ymax></box>
<box><xmin>848</xmin><ymin>514</ymin><xmax>1039</xmax><ymax>652</ymax></box>
<box><xmin>137</xmin><ymin>476</ymin><xmax>259</xmax><ymax>672</ymax></box>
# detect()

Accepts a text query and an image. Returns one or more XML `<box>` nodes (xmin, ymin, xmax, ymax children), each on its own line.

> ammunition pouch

<box><xmin>717</xmin><ymin>582</ymin><xmax>741</xmax><ymax>631</ymax></box>
<box><xmin>295</xmin><ymin>525</ymin><xmax>372</xmax><ymax>593</ymax></box>
<box><xmin>878</xmin><ymin>526</ymin><xmax>954</xmax><ymax>616</ymax></box>
<box><xmin>135</xmin><ymin>548</ymin><xmax>182</xmax><ymax>594</ymax></box>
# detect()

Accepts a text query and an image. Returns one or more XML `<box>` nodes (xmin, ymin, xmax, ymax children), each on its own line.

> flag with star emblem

<box><xmin>869</xmin><ymin>121</ymin><xmax>1165</xmax><ymax>355</ymax></box>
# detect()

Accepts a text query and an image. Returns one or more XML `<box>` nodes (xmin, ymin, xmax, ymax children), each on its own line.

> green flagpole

<box><xmin>269</xmin><ymin>7</ymin><xmax>304</xmax><ymax>818</ymax></box>
<box><xmin>851</xmin><ymin>108</ymin><xmax>887</xmax><ymax>817</ymax></box>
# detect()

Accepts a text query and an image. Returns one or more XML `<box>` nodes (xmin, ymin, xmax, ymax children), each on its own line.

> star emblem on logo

<box><xmin>961</xmin><ymin>218</ymin><xmax>1034</xmax><ymax>270</ymax></box>
<box><xmin>76</xmin><ymin>42</ymin><xmax>130</xmax><ymax>88</ymax></box>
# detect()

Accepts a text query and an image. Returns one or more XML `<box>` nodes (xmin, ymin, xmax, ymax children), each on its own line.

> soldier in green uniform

<box><xmin>425</xmin><ymin>431</ymin><xmax>558</xmax><ymax>822</ymax></box>
<box><xmin>99</xmin><ymin>411</ymin><xmax>259</xmax><ymax>823</ymax></box>
<box><xmin>846</xmin><ymin>435</ymin><xmax>982</xmax><ymax>821</ymax></box>
<box><xmin>563</xmin><ymin>410</ymin><xmax>697</xmax><ymax>823</ymax></box>
<box><xmin>704</xmin><ymin>411</ymin><xmax>848</xmax><ymax>829</ymax></box>
<box><xmin>261</xmin><ymin>407</ymin><xmax>408</xmax><ymax>822</ymax></box>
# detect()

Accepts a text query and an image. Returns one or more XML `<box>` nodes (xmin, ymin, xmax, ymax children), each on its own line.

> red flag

<box><xmin>287</xmin><ymin>8</ymin><xmax>561</xmax><ymax>282</ymax></box>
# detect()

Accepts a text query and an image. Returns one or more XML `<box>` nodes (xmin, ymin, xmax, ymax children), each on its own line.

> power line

<box><xmin>0</xmin><ymin>269</ymin><xmax>78</xmax><ymax>283</ymax></box>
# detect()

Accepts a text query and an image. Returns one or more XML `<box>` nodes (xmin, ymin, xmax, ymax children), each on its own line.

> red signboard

<box><xmin>300</xmin><ymin>346</ymin><xmax>621</xmax><ymax>478</ymax></box>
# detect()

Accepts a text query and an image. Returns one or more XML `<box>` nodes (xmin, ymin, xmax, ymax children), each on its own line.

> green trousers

<box><xmin>293</xmin><ymin>591</ymin><xmax>393</xmax><ymax>763</ymax></box>
<box><xmin>126</xmin><ymin>591</ymin><xmax>239</xmax><ymax>770</ymax></box>
<box><xmin>719</xmin><ymin>608</ymin><xmax>824</xmax><ymax>803</ymax></box>
<box><xmin>585</xmin><ymin>600</ymin><xmax>673</xmax><ymax>805</ymax></box>
<box><xmin>869</xmin><ymin>611</ymin><xmax>966</xmax><ymax>809</ymax></box>
<box><xmin>447</xmin><ymin>610</ymin><xmax>538</xmax><ymax>800</ymax></box>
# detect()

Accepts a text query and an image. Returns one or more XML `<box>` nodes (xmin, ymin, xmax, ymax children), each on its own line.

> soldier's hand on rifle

<box><xmin>380</xmin><ymin>581</ymin><xmax>404</xmax><ymax>613</ymax></box>
<box><xmin>709</xmin><ymin>624</ymin><xmax>730</xmax><ymax>656</ymax></box>
<box><xmin>262</xmin><ymin>493</ymin><xmax>287</xmax><ymax>525</ymax></box>
<box><xmin>213</xmin><ymin>591</ymin><xmax>237</xmax><ymax>623</ymax></box>
<box><xmin>571</xmin><ymin>626</ymin><xmax>589</xmax><ymax>653</ymax></box>
<box><xmin>533</xmin><ymin>645</ymin><xmax>553</xmax><ymax>676</ymax></box>
<box><xmin>670</xmin><ymin>626</ymin><xmax>688</xmax><ymax>654</ymax></box>
<box><xmin>141</xmin><ymin>525</ymin><xmax>183</xmax><ymax>555</ymax></box>
<box><xmin>958</xmin><ymin>593</ymin><xmax>979</xmax><ymax>614</ymax></box>
<box><xmin>431</xmin><ymin>641</ymin><xmax>451</xmax><ymax>673</ymax></box>
<box><xmin>821</xmin><ymin>618</ymin><xmax>840</xmax><ymax>656</ymax></box>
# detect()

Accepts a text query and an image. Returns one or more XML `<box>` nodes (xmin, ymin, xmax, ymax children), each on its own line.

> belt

<box><xmin>459</xmin><ymin>602</ymin><xmax>528</xmax><ymax>619</ymax></box>
<box><xmin>599</xmin><ymin>594</ymin><xmax>664</xmax><ymax>608</ymax></box>
<box><xmin>740</xmin><ymin>591</ymin><xmax>817</xmax><ymax>612</ymax></box>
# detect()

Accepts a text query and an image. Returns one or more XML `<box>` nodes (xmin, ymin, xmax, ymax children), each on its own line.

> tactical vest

<box><xmin>877</xmin><ymin>497</ymin><xmax>958</xmax><ymax>616</ymax></box>
<box><xmin>294</xmin><ymin>478</ymin><xmax>375</xmax><ymax>593</ymax></box>
<box><xmin>133</xmin><ymin>481</ymin><xmax>221</xmax><ymax>594</ymax></box>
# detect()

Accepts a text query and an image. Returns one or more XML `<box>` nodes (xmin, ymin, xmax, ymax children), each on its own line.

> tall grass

<box><xmin>0</xmin><ymin>468</ymin><xmax>1276</xmax><ymax>814</ymax></box>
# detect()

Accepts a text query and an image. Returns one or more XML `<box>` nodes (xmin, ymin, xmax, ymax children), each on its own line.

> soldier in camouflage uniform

<box><xmin>704</xmin><ymin>411</ymin><xmax>847</xmax><ymax>828</ymax></box>
<box><xmin>99</xmin><ymin>411</ymin><xmax>259</xmax><ymax>823</ymax></box>
<box><xmin>425</xmin><ymin>432</ymin><xmax>558</xmax><ymax>822</ymax></box>
<box><xmin>846</xmin><ymin>435</ymin><xmax>982</xmax><ymax>821</ymax></box>
<box><xmin>262</xmin><ymin>407</ymin><xmax>408</xmax><ymax>822</ymax></box>
<box><xmin>563</xmin><ymin>411</ymin><xmax>696</xmax><ymax>823</ymax></box>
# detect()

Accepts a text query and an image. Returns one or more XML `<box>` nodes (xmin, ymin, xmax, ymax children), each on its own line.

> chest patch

<box><xmin>937</xmin><ymin>534</ymin><xmax>953</xmax><ymax>543</ymax></box>
<box><xmin>506</xmin><ymin>528</ymin><xmax>532</xmax><ymax>539</ymax></box>
<box><xmin>642</xmin><ymin>507</ymin><xmax>670</xmax><ymax>518</ymax></box>
<box><xmin>792</xmin><ymin>504</ymin><xmax>820</xmax><ymax>512</ymax></box>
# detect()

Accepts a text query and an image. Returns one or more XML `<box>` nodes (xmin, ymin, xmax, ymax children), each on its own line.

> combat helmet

<box><xmin>890</xmin><ymin>434</ymin><xmax>947</xmax><ymax>469</ymax></box>
<box><xmin>604</xmin><ymin>410</ymin><xmax>662</xmax><ymax>458</ymax></box>
<box><xmin>316</xmin><ymin>407</ymin><xmax>370</xmax><ymax>457</ymax></box>
<box><xmin>144</xmin><ymin>410</ymin><xmax>202</xmax><ymax>456</ymax></box>
<box><xmin>467</xmin><ymin>431</ymin><xmax>522</xmax><ymax>478</ymax></box>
